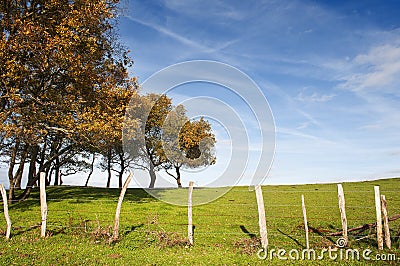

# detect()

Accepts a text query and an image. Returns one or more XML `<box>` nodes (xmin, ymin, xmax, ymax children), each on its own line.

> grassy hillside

<box><xmin>1</xmin><ymin>178</ymin><xmax>399</xmax><ymax>265</ymax></box>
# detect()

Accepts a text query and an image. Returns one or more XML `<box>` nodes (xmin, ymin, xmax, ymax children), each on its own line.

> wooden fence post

<box><xmin>188</xmin><ymin>181</ymin><xmax>194</xmax><ymax>246</ymax></box>
<box><xmin>40</xmin><ymin>172</ymin><xmax>47</xmax><ymax>238</ymax></box>
<box><xmin>301</xmin><ymin>194</ymin><xmax>309</xmax><ymax>249</ymax></box>
<box><xmin>0</xmin><ymin>184</ymin><xmax>11</xmax><ymax>239</ymax></box>
<box><xmin>255</xmin><ymin>185</ymin><xmax>268</xmax><ymax>249</ymax></box>
<box><xmin>337</xmin><ymin>184</ymin><xmax>348</xmax><ymax>243</ymax></box>
<box><xmin>381</xmin><ymin>195</ymin><xmax>391</xmax><ymax>249</ymax></box>
<box><xmin>112</xmin><ymin>172</ymin><xmax>133</xmax><ymax>241</ymax></box>
<box><xmin>374</xmin><ymin>186</ymin><xmax>384</xmax><ymax>250</ymax></box>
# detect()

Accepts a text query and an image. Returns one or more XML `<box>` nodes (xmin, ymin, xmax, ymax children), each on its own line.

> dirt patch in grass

<box><xmin>233</xmin><ymin>237</ymin><xmax>261</xmax><ymax>255</ymax></box>
<box><xmin>91</xmin><ymin>225</ymin><xmax>112</xmax><ymax>244</ymax></box>
<box><xmin>108</xmin><ymin>253</ymin><xmax>123</xmax><ymax>259</ymax></box>
<box><xmin>148</xmin><ymin>231</ymin><xmax>189</xmax><ymax>248</ymax></box>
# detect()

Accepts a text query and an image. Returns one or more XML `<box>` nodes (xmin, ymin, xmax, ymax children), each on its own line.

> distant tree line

<box><xmin>0</xmin><ymin>0</ymin><xmax>216</xmax><ymax>203</ymax></box>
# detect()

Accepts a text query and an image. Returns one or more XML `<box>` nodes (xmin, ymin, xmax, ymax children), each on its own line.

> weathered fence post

<box><xmin>112</xmin><ymin>172</ymin><xmax>133</xmax><ymax>241</ymax></box>
<box><xmin>0</xmin><ymin>184</ymin><xmax>11</xmax><ymax>239</ymax></box>
<box><xmin>381</xmin><ymin>195</ymin><xmax>391</xmax><ymax>249</ymax></box>
<box><xmin>188</xmin><ymin>181</ymin><xmax>194</xmax><ymax>245</ymax></box>
<box><xmin>337</xmin><ymin>184</ymin><xmax>348</xmax><ymax>243</ymax></box>
<box><xmin>301</xmin><ymin>194</ymin><xmax>309</xmax><ymax>249</ymax></box>
<box><xmin>40</xmin><ymin>172</ymin><xmax>47</xmax><ymax>238</ymax></box>
<box><xmin>255</xmin><ymin>185</ymin><xmax>268</xmax><ymax>249</ymax></box>
<box><xmin>374</xmin><ymin>186</ymin><xmax>384</xmax><ymax>250</ymax></box>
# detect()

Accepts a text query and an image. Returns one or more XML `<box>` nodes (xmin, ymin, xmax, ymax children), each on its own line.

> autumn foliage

<box><xmin>1</xmin><ymin>0</ymin><xmax>216</xmax><ymax>198</ymax></box>
<box><xmin>0</xmin><ymin>0</ymin><xmax>137</xmax><ymax>201</ymax></box>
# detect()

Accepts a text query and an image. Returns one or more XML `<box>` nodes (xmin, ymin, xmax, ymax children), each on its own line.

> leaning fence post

<box><xmin>381</xmin><ymin>195</ymin><xmax>391</xmax><ymax>249</ymax></box>
<box><xmin>0</xmin><ymin>184</ymin><xmax>12</xmax><ymax>239</ymax></box>
<box><xmin>188</xmin><ymin>181</ymin><xmax>194</xmax><ymax>246</ymax></box>
<box><xmin>337</xmin><ymin>184</ymin><xmax>348</xmax><ymax>244</ymax></box>
<box><xmin>301</xmin><ymin>195</ymin><xmax>309</xmax><ymax>249</ymax></box>
<box><xmin>40</xmin><ymin>172</ymin><xmax>48</xmax><ymax>238</ymax></box>
<box><xmin>255</xmin><ymin>185</ymin><xmax>268</xmax><ymax>249</ymax></box>
<box><xmin>111</xmin><ymin>172</ymin><xmax>133</xmax><ymax>241</ymax></box>
<box><xmin>374</xmin><ymin>186</ymin><xmax>384</xmax><ymax>250</ymax></box>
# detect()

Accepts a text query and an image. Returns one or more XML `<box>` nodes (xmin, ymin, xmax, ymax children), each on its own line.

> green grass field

<box><xmin>1</xmin><ymin>178</ymin><xmax>399</xmax><ymax>265</ymax></box>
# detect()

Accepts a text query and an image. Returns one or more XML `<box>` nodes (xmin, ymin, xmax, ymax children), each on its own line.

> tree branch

<box><xmin>329</xmin><ymin>214</ymin><xmax>400</xmax><ymax>236</ymax></box>
<box><xmin>165</xmin><ymin>169</ymin><xmax>177</xmax><ymax>180</ymax></box>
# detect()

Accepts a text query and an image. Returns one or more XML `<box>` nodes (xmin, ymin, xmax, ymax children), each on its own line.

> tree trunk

<box><xmin>14</xmin><ymin>170</ymin><xmax>23</xmax><ymax>189</ymax></box>
<box><xmin>149</xmin><ymin>162</ymin><xmax>156</xmax><ymax>188</ymax></box>
<box><xmin>14</xmin><ymin>145</ymin><xmax>28</xmax><ymax>190</ymax></box>
<box><xmin>85</xmin><ymin>153</ymin><xmax>96</xmax><ymax>187</ymax></box>
<box><xmin>54</xmin><ymin>157</ymin><xmax>60</xmax><ymax>186</ymax></box>
<box><xmin>8</xmin><ymin>180</ymin><xmax>15</xmax><ymax>205</ymax></box>
<box><xmin>118</xmin><ymin>152</ymin><xmax>125</xmax><ymax>189</ymax></box>
<box><xmin>14</xmin><ymin>147</ymin><xmax>28</xmax><ymax>190</ymax></box>
<box><xmin>106</xmin><ymin>149</ymin><xmax>112</xmax><ymax>188</ymax></box>
<box><xmin>47</xmin><ymin>166</ymin><xmax>53</xmax><ymax>186</ymax></box>
<box><xmin>18</xmin><ymin>173</ymin><xmax>38</xmax><ymax>201</ymax></box>
<box><xmin>27</xmin><ymin>145</ymin><xmax>39</xmax><ymax>187</ymax></box>
<box><xmin>38</xmin><ymin>139</ymin><xmax>47</xmax><ymax>176</ymax></box>
<box><xmin>118</xmin><ymin>170</ymin><xmax>124</xmax><ymax>189</ymax></box>
<box><xmin>7</xmin><ymin>140</ymin><xmax>19</xmax><ymax>203</ymax></box>
<box><xmin>175</xmin><ymin>166</ymin><xmax>182</xmax><ymax>188</ymax></box>
<box><xmin>17</xmin><ymin>144</ymin><xmax>73</xmax><ymax>201</ymax></box>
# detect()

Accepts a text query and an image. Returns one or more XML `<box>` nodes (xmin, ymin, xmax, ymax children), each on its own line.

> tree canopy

<box><xmin>0</xmin><ymin>0</ymin><xmax>137</xmax><ymax>201</ymax></box>
<box><xmin>163</xmin><ymin>105</ymin><xmax>216</xmax><ymax>187</ymax></box>
<box><xmin>1</xmin><ymin>0</ymin><xmax>217</xmax><ymax>197</ymax></box>
<box><xmin>124</xmin><ymin>95</ymin><xmax>216</xmax><ymax>188</ymax></box>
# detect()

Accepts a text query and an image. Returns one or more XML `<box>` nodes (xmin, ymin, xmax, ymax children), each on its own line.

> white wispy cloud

<box><xmin>358</xmin><ymin>124</ymin><xmax>381</xmax><ymax>130</ymax></box>
<box><xmin>331</xmin><ymin>44</ymin><xmax>400</xmax><ymax>133</ymax></box>
<box><xmin>125</xmin><ymin>15</ymin><xmax>239</xmax><ymax>58</ymax></box>
<box><xmin>125</xmin><ymin>15</ymin><xmax>207</xmax><ymax>50</ymax></box>
<box><xmin>339</xmin><ymin>44</ymin><xmax>400</xmax><ymax>93</ymax></box>
<box><xmin>162</xmin><ymin>0</ymin><xmax>248</xmax><ymax>21</ymax></box>
<box><xmin>276</xmin><ymin>127</ymin><xmax>335</xmax><ymax>144</ymax></box>
<box><xmin>296</xmin><ymin>122</ymin><xmax>310</xmax><ymax>130</ymax></box>
<box><xmin>296</xmin><ymin>91</ymin><xmax>336</xmax><ymax>102</ymax></box>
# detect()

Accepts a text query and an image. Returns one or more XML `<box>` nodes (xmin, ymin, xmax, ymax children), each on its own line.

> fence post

<box><xmin>337</xmin><ymin>184</ymin><xmax>348</xmax><ymax>243</ymax></box>
<box><xmin>381</xmin><ymin>195</ymin><xmax>391</xmax><ymax>249</ymax></box>
<box><xmin>188</xmin><ymin>181</ymin><xmax>194</xmax><ymax>245</ymax></box>
<box><xmin>112</xmin><ymin>172</ymin><xmax>133</xmax><ymax>241</ymax></box>
<box><xmin>0</xmin><ymin>184</ymin><xmax>11</xmax><ymax>239</ymax></box>
<box><xmin>374</xmin><ymin>186</ymin><xmax>384</xmax><ymax>250</ymax></box>
<box><xmin>40</xmin><ymin>172</ymin><xmax>47</xmax><ymax>238</ymax></box>
<box><xmin>255</xmin><ymin>185</ymin><xmax>268</xmax><ymax>249</ymax></box>
<box><xmin>301</xmin><ymin>194</ymin><xmax>309</xmax><ymax>249</ymax></box>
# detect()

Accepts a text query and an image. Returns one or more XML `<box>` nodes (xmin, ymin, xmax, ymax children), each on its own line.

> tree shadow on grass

<box><xmin>123</xmin><ymin>223</ymin><xmax>144</xmax><ymax>236</ymax></box>
<box><xmin>308</xmin><ymin>225</ymin><xmax>336</xmax><ymax>245</ymax></box>
<box><xmin>240</xmin><ymin>225</ymin><xmax>256</xmax><ymax>239</ymax></box>
<box><xmin>277</xmin><ymin>229</ymin><xmax>305</xmax><ymax>249</ymax></box>
<box><xmin>9</xmin><ymin>186</ymin><xmax>157</xmax><ymax>211</ymax></box>
<box><xmin>11</xmin><ymin>223</ymin><xmax>41</xmax><ymax>237</ymax></box>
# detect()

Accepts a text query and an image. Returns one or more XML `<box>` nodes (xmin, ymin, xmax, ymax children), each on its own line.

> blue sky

<box><xmin>115</xmin><ymin>0</ymin><xmax>400</xmax><ymax>187</ymax></box>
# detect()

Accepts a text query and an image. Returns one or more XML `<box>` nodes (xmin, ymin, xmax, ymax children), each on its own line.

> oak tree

<box><xmin>0</xmin><ymin>0</ymin><xmax>137</xmax><ymax>201</ymax></box>
<box><xmin>125</xmin><ymin>95</ymin><xmax>216</xmax><ymax>188</ymax></box>
<box><xmin>163</xmin><ymin>106</ymin><xmax>216</xmax><ymax>187</ymax></box>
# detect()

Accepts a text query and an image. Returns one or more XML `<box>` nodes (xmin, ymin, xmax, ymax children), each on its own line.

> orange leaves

<box><xmin>0</xmin><ymin>0</ymin><xmax>136</xmax><ymax>152</ymax></box>
<box><xmin>179</xmin><ymin>118</ymin><xmax>215</xmax><ymax>150</ymax></box>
